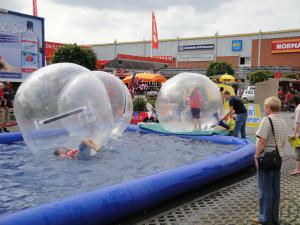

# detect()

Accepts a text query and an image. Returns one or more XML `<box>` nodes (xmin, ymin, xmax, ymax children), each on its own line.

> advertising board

<box><xmin>0</xmin><ymin>10</ymin><xmax>45</xmax><ymax>81</ymax></box>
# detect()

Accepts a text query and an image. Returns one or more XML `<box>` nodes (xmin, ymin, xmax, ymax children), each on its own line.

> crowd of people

<box><xmin>0</xmin><ymin>82</ymin><xmax>15</xmax><ymax>132</ymax></box>
<box><xmin>278</xmin><ymin>87</ymin><xmax>300</xmax><ymax>111</ymax></box>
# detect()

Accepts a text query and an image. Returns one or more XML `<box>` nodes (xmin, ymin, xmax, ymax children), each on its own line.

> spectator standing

<box><xmin>0</xmin><ymin>83</ymin><xmax>9</xmax><ymax>132</ymax></box>
<box><xmin>285</xmin><ymin>89</ymin><xmax>294</xmax><ymax>111</ymax></box>
<box><xmin>290</xmin><ymin>96</ymin><xmax>300</xmax><ymax>175</ymax></box>
<box><xmin>253</xmin><ymin>96</ymin><xmax>287</xmax><ymax>225</ymax></box>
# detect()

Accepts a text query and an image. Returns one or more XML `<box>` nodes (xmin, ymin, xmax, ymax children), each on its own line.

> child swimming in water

<box><xmin>54</xmin><ymin>139</ymin><xmax>102</xmax><ymax>160</ymax></box>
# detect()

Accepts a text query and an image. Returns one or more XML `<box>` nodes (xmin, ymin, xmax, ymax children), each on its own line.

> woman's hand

<box><xmin>254</xmin><ymin>155</ymin><xmax>259</xmax><ymax>168</ymax></box>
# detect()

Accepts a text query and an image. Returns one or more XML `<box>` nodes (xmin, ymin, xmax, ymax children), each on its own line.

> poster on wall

<box><xmin>0</xmin><ymin>10</ymin><xmax>45</xmax><ymax>81</ymax></box>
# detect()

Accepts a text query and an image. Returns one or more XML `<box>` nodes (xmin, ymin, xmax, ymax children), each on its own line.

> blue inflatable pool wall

<box><xmin>0</xmin><ymin>125</ymin><xmax>255</xmax><ymax>225</ymax></box>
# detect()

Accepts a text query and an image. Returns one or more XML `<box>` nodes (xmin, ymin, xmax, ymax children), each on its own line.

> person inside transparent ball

<box><xmin>54</xmin><ymin>138</ymin><xmax>102</xmax><ymax>160</ymax></box>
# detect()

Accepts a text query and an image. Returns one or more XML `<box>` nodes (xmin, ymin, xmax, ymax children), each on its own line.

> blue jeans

<box><xmin>233</xmin><ymin>113</ymin><xmax>247</xmax><ymax>138</ymax></box>
<box><xmin>257</xmin><ymin>169</ymin><xmax>280</xmax><ymax>225</ymax></box>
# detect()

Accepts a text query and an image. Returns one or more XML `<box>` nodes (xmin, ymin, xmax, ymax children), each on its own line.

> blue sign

<box><xmin>178</xmin><ymin>44</ymin><xmax>214</xmax><ymax>51</ymax></box>
<box><xmin>232</xmin><ymin>40</ymin><xmax>242</xmax><ymax>51</ymax></box>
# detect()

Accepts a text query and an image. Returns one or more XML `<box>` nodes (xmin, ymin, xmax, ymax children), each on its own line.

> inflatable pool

<box><xmin>0</xmin><ymin>125</ymin><xmax>255</xmax><ymax>225</ymax></box>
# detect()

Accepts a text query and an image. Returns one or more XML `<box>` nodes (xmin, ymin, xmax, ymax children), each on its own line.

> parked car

<box><xmin>242</xmin><ymin>89</ymin><xmax>255</xmax><ymax>103</ymax></box>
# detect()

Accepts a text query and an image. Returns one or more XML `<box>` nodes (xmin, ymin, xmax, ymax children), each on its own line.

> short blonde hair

<box><xmin>264</xmin><ymin>96</ymin><xmax>281</xmax><ymax>112</ymax></box>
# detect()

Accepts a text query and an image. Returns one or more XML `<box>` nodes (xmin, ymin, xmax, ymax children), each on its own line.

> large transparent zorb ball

<box><xmin>92</xmin><ymin>71</ymin><xmax>133</xmax><ymax>137</ymax></box>
<box><xmin>156</xmin><ymin>72</ymin><xmax>223</xmax><ymax>132</ymax></box>
<box><xmin>14</xmin><ymin>63</ymin><xmax>113</xmax><ymax>154</ymax></box>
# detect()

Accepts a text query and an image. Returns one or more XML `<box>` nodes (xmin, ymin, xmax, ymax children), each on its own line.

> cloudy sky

<box><xmin>1</xmin><ymin>0</ymin><xmax>300</xmax><ymax>44</ymax></box>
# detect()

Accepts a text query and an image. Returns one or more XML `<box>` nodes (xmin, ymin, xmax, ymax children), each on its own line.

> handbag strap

<box><xmin>267</xmin><ymin>117</ymin><xmax>279</xmax><ymax>153</ymax></box>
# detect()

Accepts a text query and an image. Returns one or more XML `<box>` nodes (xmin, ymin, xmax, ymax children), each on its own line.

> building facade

<box><xmin>91</xmin><ymin>29</ymin><xmax>300</xmax><ymax>77</ymax></box>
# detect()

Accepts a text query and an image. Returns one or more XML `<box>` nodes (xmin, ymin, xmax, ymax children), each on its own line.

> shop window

<box><xmin>240</xmin><ymin>57</ymin><xmax>251</xmax><ymax>66</ymax></box>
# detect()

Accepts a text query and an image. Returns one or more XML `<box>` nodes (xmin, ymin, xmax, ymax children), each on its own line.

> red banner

<box><xmin>33</xmin><ymin>0</ymin><xmax>38</xmax><ymax>16</ymax></box>
<box><xmin>272</xmin><ymin>39</ymin><xmax>300</xmax><ymax>53</ymax></box>
<box><xmin>152</xmin><ymin>12</ymin><xmax>158</xmax><ymax>49</ymax></box>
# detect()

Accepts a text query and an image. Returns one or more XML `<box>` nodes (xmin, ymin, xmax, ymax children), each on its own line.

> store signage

<box><xmin>272</xmin><ymin>39</ymin><xmax>300</xmax><ymax>53</ymax></box>
<box><xmin>153</xmin><ymin>56</ymin><xmax>173</xmax><ymax>61</ymax></box>
<box><xmin>245</xmin><ymin>104</ymin><xmax>261</xmax><ymax>128</ymax></box>
<box><xmin>178</xmin><ymin>44</ymin><xmax>214</xmax><ymax>51</ymax></box>
<box><xmin>232</xmin><ymin>40</ymin><xmax>242</xmax><ymax>51</ymax></box>
<box><xmin>177</xmin><ymin>53</ymin><xmax>214</xmax><ymax>62</ymax></box>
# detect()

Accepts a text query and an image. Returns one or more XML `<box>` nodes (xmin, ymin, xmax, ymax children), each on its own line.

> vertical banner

<box><xmin>152</xmin><ymin>12</ymin><xmax>158</xmax><ymax>49</ymax></box>
<box><xmin>33</xmin><ymin>0</ymin><xmax>38</xmax><ymax>16</ymax></box>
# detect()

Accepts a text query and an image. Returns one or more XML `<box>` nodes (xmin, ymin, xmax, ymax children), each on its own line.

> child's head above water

<box><xmin>54</xmin><ymin>148</ymin><xmax>68</xmax><ymax>157</ymax></box>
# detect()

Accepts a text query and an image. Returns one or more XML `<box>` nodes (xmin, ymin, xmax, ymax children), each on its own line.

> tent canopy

<box><xmin>219</xmin><ymin>73</ymin><xmax>236</xmax><ymax>83</ymax></box>
<box><xmin>123</xmin><ymin>73</ymin><xmax>167</xmax><ymax>83</ymax></box>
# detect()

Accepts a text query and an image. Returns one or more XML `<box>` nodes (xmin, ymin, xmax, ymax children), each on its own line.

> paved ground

<box><xmin>123</xmin><ymin>112</ymin><xmax>300</xmax><ymax>225</ymax></box>
<box><xmin>136</xmin><ymin>159</ymin><xmax>299</xmax><ymax>225</ymax></box>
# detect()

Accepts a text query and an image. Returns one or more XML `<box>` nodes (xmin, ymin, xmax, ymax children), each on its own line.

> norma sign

<box><xmin>232</xmin><ymin>40</ymin><xmax>242</xmax><ymax>51</ymax></box>
<box><xmin>178</xmin><ymin>44</ymin><xmax>214</xmax><ymax>51</ymax></box>
<box><xmin>272</xmin><ymin>39</ymin><xmax>300</xmax><ymax>53</ymax></box>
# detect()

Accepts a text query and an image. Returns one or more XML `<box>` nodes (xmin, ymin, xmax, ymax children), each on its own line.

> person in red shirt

<box><xmin>285</xmin><ymin>90</ymin><xmax>294</xmax><ymax>111</ymax></box>
<box><xmin>0</xmin><ymin>83</ymin><xmax>9</xmax><ymax>132</ymax></box>
<box><xmin>54</xmin><ymin>139</ymin><xmax>102</xmax><ymax>160</ymax></box>
<box><xmin>189</xmin><ymin>88</ymin><xmax>202</xmax><ymax>130</ymax></box>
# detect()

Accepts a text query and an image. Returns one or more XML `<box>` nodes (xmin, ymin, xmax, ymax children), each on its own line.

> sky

<box><xmin>1</xmin><ymin>0</ymin><xmax>300</xmax><ymax>44</ymax></box>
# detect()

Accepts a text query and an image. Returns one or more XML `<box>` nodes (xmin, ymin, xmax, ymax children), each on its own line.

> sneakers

<box><xmin>2</xmin><ymin>128</ymin><xmax>9</xmax><ymax>133</ymax></box>
<box><xmin>252</xmin><ymin>218</ymin><xmax>260</xmax><ymax>224</ymax></box>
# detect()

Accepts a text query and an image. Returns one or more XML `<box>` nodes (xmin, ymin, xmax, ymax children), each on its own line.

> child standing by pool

<box><xmin>54</xmin><ymin>139</ymin><xmax>102</xmax><ymax>160</ymax></box>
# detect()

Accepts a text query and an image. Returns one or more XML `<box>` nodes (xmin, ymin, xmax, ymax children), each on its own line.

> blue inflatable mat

<box><xmin>139</xmin><ymin>123</ymin><xmax>229</xmax><ymax>136</ymax></box>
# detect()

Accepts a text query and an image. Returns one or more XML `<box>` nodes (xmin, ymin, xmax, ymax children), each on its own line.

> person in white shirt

<box><xmin>290</xmin><ymin>96</ymin><xmax>300</xmax><ymax>175</ymax></box>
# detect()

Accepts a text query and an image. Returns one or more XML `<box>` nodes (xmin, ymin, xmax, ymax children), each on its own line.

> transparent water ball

<box><xmin>91</xmin><ymin>71</ymin><xmax>133</xmax><ymax>137</ymax></box>
<box><xmin>155</xmin><ymin>72</ymin><xmax>224</xmax><ymax>132</ymax></box>
<box><xmin>14</xmin><ymin>63</ymin><xmax>113</xmax><ymax>155</ymax></box>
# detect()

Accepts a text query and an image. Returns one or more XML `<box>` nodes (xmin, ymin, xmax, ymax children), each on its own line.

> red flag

<box><xmin>33</xmin><ymin>0</ymin><xmax>38</xmax><ymax>16</ymax></box>
<box><xmin>152</xmin><ymin>12</ymin><xmax>158</xmax><ymax>49</ymax></box>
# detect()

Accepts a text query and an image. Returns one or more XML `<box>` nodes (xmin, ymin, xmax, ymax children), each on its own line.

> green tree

<box><xmin>206</xmin><ymin>61</ymin><xmax>234</xmax><ymax>77</ymax></box>
<box><xmin>51</xmin><ymin>44</ymin><xmax>97</xmax><ymax>70</ymax></box>
<box><xmin>249</xmin><ymin>70</ymin><xmax>273</xmax><ymax>84</ymax></box>
<box><xmin>283</xmin><ymin>71</ymin><xmax>298</xmax><ymax>79</ymax></box>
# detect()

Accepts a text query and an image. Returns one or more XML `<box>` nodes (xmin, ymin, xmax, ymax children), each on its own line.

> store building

<box><xmin>91</xmin><ymin>29</ymin><xmax>300</xmax><ymax>77</ymax></box>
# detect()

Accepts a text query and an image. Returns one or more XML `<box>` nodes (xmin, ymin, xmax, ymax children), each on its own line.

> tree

<box><xmin>51</xmin><ymin>44</ymin><xmax>97</xmax><ymax>70</ymax></box>
<box><xmin>206</xmin><ymin>61</ymin><xmax>234</xmax><ymax>77</ymax></box>
<box><xmin>283</xmin><ymin>71</ymin><xmax>298</xmax><ymax>79</ymax></box>
<box><xmin>249</xmin><ymin>70</ymin><xmax>273</xmax><ymax>84</ymax></box>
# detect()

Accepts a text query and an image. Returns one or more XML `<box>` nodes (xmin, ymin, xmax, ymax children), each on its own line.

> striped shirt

<box><xmin>256</xmin><ymin>114</ymin><xmax>287</xmax><ymax>153</ymax></box>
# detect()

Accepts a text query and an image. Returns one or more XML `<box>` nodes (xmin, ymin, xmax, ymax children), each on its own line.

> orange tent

<box><xmin>123</xmin><ymin>73</ymin><xmax>167</xmax><ymax>83</ymax></box>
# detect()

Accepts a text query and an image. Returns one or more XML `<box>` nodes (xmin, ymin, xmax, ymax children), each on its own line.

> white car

<box><xmin>242</xmin><ymin>89</ymin><xmax>255</xmax><ymax>103</ymax></box>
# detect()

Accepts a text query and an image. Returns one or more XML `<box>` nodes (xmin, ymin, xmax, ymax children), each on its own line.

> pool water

<box><xmin>0</xmin><ymin>132</ymin><xmax>238</xmax><ymax>216</ymax></box>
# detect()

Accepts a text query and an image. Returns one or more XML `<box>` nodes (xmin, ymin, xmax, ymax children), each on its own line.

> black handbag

<box><xmin>257</xmin><ymin>117</ymin><xmax>282</xmax><ymax>170</ymax></box>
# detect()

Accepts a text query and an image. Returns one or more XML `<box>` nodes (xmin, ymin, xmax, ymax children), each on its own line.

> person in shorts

<box><xmin>189</xmin><ymin>88</ymin><xmax>202</xmax><ymax>130</ymax></box>
<box><xmin>290</xmin><ymin>96</ymin><xmax>300</xmax><ymax>175</ymax></box>
<box><xmin>54</xmin><ymin>139</ymin><xmax>102</xmax><ymax>160</ymax></box>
